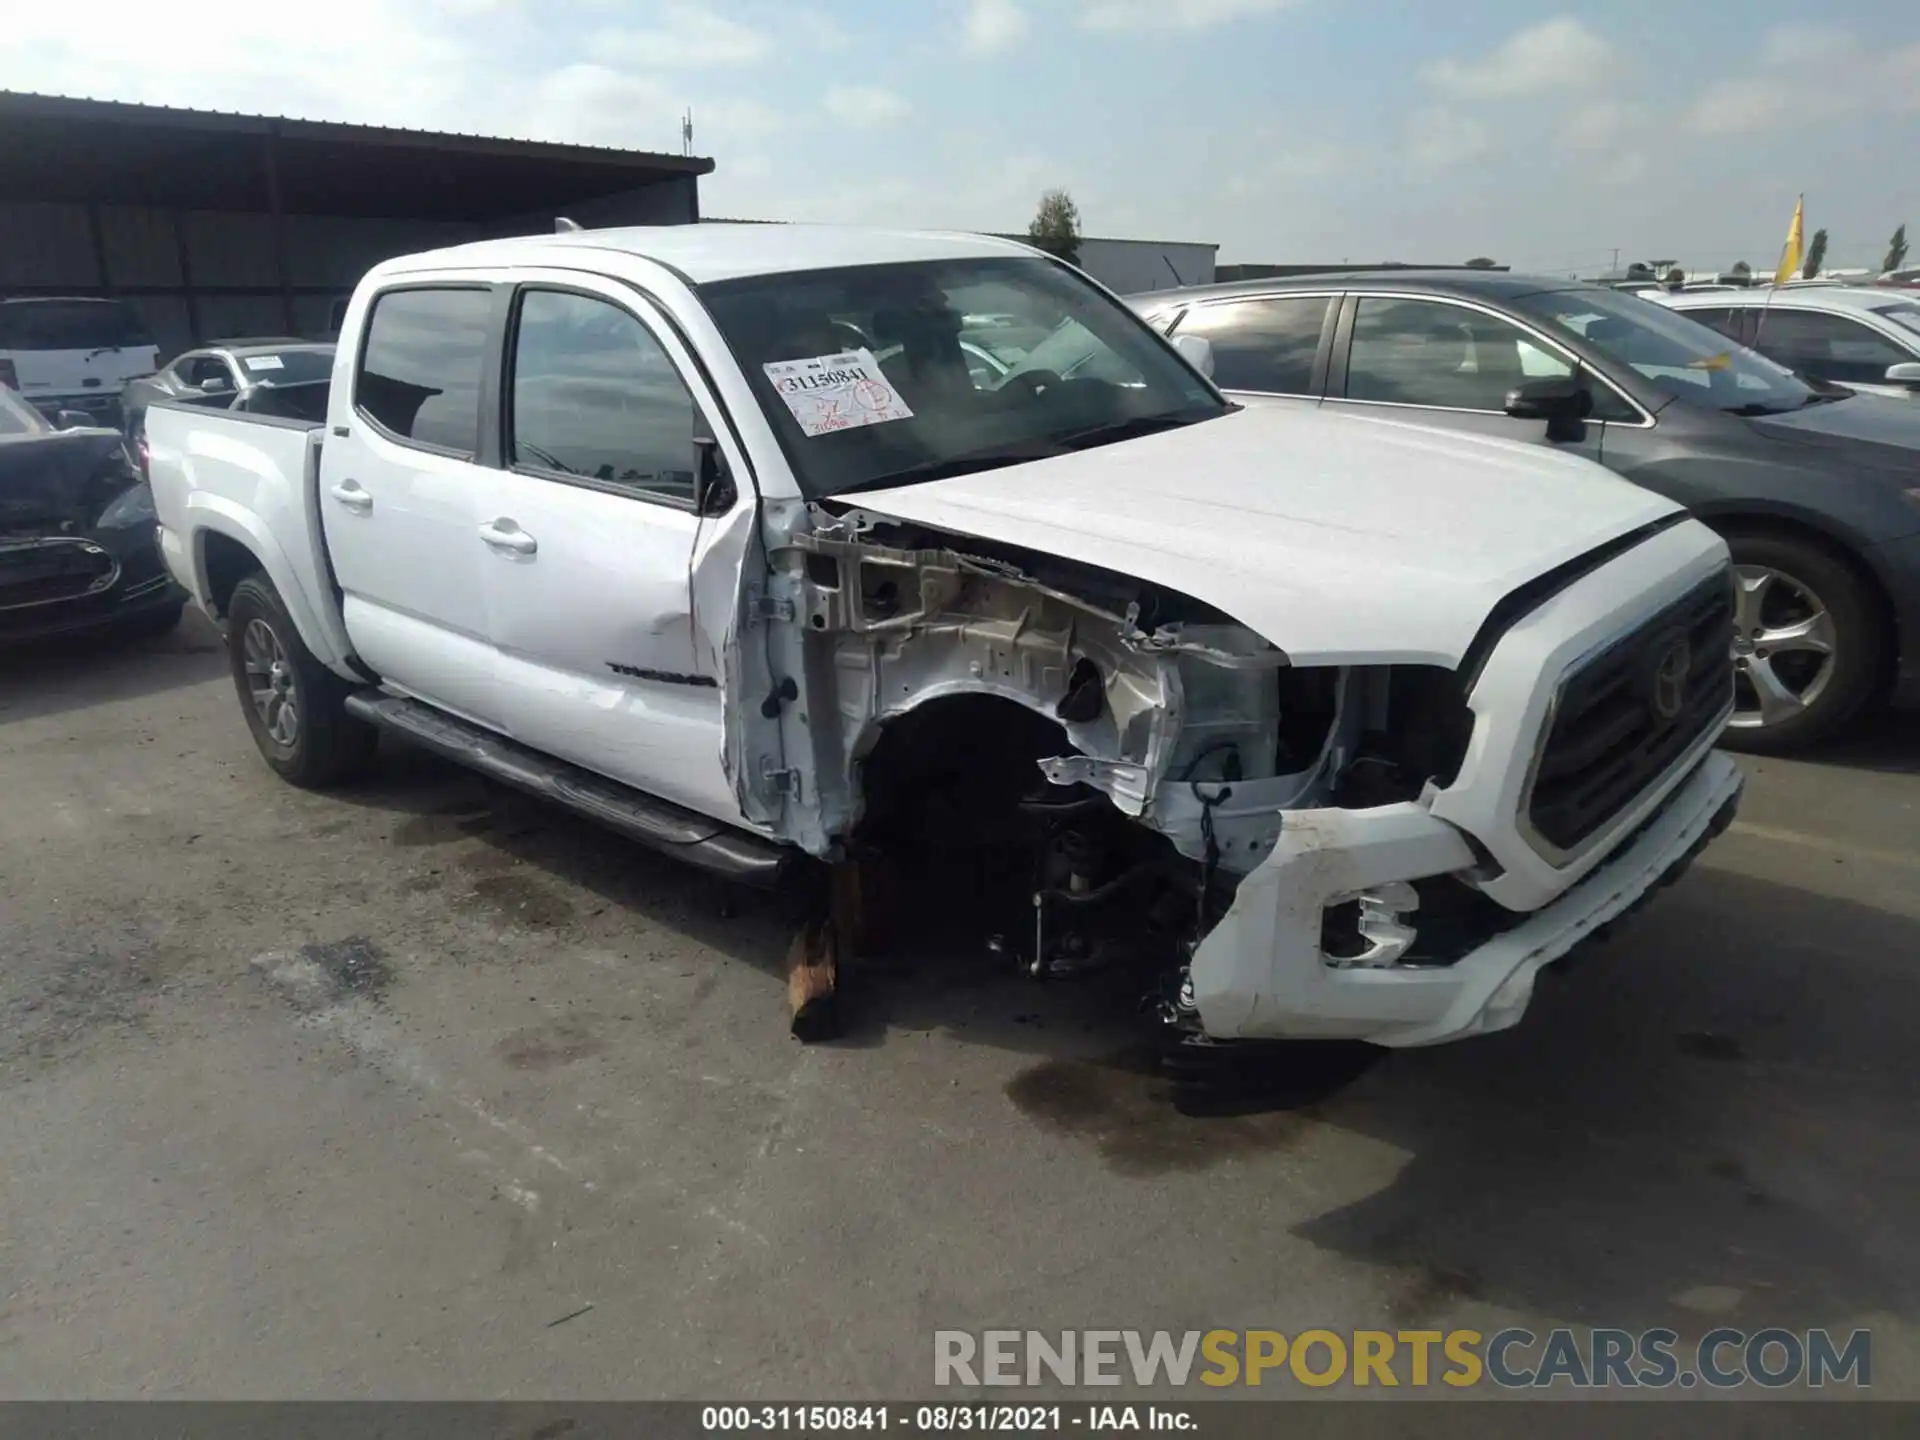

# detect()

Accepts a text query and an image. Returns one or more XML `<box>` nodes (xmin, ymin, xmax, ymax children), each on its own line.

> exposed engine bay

<box><xmin>777</xmin><ymin>502</ymin><xmax>1492</xmax><ymax>1024</ymax></box>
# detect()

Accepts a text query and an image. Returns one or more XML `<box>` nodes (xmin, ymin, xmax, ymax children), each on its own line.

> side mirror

<box><xmin>55</xmin><ymin>409</ymin><xmax>94</xmax><ymax>430</ymax></box>
<box><xmin>1883</xmin><ymin>361</ymin><xmax>1920</xmax><ymax>390</ymax></box>
<box><xmin>1172</xmin><ymin>333</ymin><xmax>1215</xmax><ymax>379</ymax></box>
<box><xmin>693</xmin><ymin>435</ymin><xmax>737</xmax><ymax>516</ymax></box>
<box><xmin>1506</xmin><ymin>377</ymin><xmax>1594</xmax><ymax>442</ymax></box>
<box><xmin>200</xmin><ymin>376</ymin><xmax>231</xmax><ymax>393</ymax></box>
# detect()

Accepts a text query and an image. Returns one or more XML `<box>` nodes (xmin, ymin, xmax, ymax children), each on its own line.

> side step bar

<box><xmin>344</xmin><ymin>692</ymin><xmax>791</xmax><ymax>887</ymax></box>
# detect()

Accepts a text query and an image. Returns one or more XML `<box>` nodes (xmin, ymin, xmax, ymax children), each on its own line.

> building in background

<box><xmin>0</xmin><ymin>92</ymin><xmax>712</xmax><ymax>357</ymax></box>
<box><xmin>990</xmin><ymin>235</ymin><xmax>1218</xmax><ymax>294</ymax></box>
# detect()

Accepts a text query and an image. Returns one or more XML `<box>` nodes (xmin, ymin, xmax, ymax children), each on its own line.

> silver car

<box><xmin>121</xmin><ymin>339</ymin><xmax>335</xmax><ymax>437</ymax></box>
<box><xmin>1659</xmin><ymin>288</ymin><xmax>1920</xmax><ymax>400</ymax></box>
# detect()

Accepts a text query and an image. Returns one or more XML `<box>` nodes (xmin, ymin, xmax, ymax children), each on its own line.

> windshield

<box><xmin>1511</xmin><ymin>286</ymin><xmax>1820</xmax><ymax>414</ymax></box>
<box><xmin>1871</xmin><ymin>302</ymin><xmax>1920</xmax><ymax>340</ymax></box>
<box><xmin>0</xmin><ymin>387</ymin><xmax>53</xmax><ymax>438</ymax></box>
<box><xmin>0</xmin><ymin>300</ymin><xmax>155</xmax><ymax>352</ymax></box>
<box><xmin>235</xmin><ymin>349</ymin><xmax>335</xmax><ymax>386</ymax></box>
<box><xmin>701</xmin><ymin>257</ymin><xmax>1223</xmax><ymax>498</ymax></box>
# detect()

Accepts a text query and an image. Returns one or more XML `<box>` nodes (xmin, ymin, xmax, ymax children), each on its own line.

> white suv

<box><xmin>0</xmin><ymin>297</ymin><xmax>160</xmax><ymax>425</ymax></box>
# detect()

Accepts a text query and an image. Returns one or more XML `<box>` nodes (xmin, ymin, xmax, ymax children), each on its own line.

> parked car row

<box><xmin>1117</xmin><ymin>271</ymin><xmax>1920</xmax><ymax>753</ymax></box>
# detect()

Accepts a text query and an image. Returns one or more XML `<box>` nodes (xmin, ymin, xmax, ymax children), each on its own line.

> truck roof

<box><xmin>380</xmin><ymin>223</ymin><xmax>1042</xmax><ymax>286</ymax></box>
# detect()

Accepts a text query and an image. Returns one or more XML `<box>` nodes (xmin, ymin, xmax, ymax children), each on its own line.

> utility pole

<box><xmin>1611</xmin><ymin>247</ymin><xmax>1620</xmax><ymax>276</ymax></box>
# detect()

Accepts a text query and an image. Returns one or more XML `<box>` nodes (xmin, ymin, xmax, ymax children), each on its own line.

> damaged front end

<box><xmin>734</xmin><ymin>499</ymin><xmax>1495</xmax><ymax>1042</ymax></box>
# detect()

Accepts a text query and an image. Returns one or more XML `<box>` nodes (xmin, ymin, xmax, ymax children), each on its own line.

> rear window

<box><xmin>355</xmin><ymin>288</ymin><xmax>491</xmax><ymax>455</ymax></box>
<box><xmin>1870</xmin><ymin>302</ymin><xmax>1920</xmax><ymax>339</ymax></box>
<box><xmin>236</xmin><ymin>349</ymin><xmax>335</xmax><ymax>386</ymax></box>
<box><xmin>0</xmin><ymin>300</ymin><xmax>154</xmax><ymax>351</ymax></box>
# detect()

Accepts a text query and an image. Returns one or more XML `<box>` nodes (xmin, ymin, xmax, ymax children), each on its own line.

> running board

<box><xmin>344</xmin><ymin>692</ymin><xmax>790</xmax><ymax>887</ymax></box>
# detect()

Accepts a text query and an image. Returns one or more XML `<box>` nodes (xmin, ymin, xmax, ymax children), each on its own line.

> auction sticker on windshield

<box><xmin>763</xmin><ymin>349</ymin><xmax>914</xmax><ymax>437</ymax></box>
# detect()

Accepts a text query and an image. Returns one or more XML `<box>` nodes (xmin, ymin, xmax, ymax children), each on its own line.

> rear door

<box><xmin>318</xmin><ymin>280</ymin><xmax>504</xmax><ymax>727</ymax></box>
<box><xmin>1324</xmin><ymin>293</ymin><xmax>1636</xmax><ymax>465</ymax></box>
<box><xmin>478</xmin><ymin>276</ymin><xmax>738</xmax><ymax>822</ymax></box>
<box><xmin>0</xmin><ymin>300</ymin><xmax>159</xmax><ymax>418</ymax></box>
<box><xmin>1162</xmin><ymin>292</ymin><xmax>1335</xmax><ymax>410</ymax></box>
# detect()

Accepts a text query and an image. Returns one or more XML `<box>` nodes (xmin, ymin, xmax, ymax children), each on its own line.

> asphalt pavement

<box><xmin>1</xmin><ymin>611</ymin><xmax>1915</xmax><ymax>1400</ymax></box>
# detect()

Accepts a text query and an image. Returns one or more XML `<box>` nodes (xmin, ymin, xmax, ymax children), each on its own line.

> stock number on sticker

<box><xmin>703</xmin><ymin>1407</ymin><xmax>893</xmax><ymax>1432</ymax></box>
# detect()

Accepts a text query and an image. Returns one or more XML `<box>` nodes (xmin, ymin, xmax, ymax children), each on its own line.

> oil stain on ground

<box><xmin>463</xmin><ymin>873</ymin><xmax>573</xmax><ymax>931</ymax></box>
<box><xmin>1005</xmin><ymin>1048</ymin><xmax>1324</xmax><ymax>1177</ymax></box>
<box><xmin>391</xmin><ymin>805</ymin><xmax>496</xmax><ymax>848</ymax></box>
<box><xmin>299</xmin><ymin>936</ymin><xmax>394</xmax><ymax>1002</ymax></box>
<box><xmin>497</xmin><ymin>1018</ymin><xmax>605</xmax><ymax>1071</ymax></box>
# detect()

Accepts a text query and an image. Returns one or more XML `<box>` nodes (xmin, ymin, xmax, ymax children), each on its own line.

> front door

<box><xmin>479</xmin><ymin>281</ymin><xmax>738</xmax><ymax>823</ymax></box>
<box><xmin>318</xmin><ymin>281</ymin><xmax>503</xmax><ymax>727</ymax></box>
<box><xmin>1324</xmin><ymin>294</ymin><xmax>1630</xmax><ymax>466</ymax></box>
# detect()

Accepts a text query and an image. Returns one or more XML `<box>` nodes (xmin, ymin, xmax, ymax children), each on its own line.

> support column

<box><xmin>262</xmin><ymin>126</ymin><xmax>295</xmax><ymax>333</ymax></box>
<box><xmin>172</xmin><ymin>210</ymin><xmax>202</xmax><ymax>345</ymax></box>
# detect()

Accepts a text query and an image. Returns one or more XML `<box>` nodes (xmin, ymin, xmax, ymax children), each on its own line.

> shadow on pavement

<box><xmin>1766</xmin><ymin>707</ymin><xmax>1920</xmax><ymax>776</ymax></box>
<box><xmin>1290</xmin><ymin>860</ymin><xmax>1920</xmax><ymax>1335</ymax></box>
<box><xmin>0</xmin><ymin>608</ymin><xmax>225</xmax><ymax>727</ymax></box>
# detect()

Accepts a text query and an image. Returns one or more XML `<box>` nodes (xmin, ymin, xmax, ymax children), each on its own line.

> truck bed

<box><xmin>145</xmin><ymin>398</ymin><xmax>359</xmax><ymax>674</ymax></box>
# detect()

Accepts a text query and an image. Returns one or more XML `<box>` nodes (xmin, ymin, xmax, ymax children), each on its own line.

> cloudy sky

<box><xmin>4</xmin><ymin>1</ymin><xmax>1916</xmax><ymax>271</ymax></box>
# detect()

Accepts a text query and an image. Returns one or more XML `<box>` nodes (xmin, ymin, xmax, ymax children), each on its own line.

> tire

<box><xmin>1717</xmin><ymin>530</ymin><xmax>1882</xmax><ymax>756</ymax></box>
<box><xmin>226</xmin><ymin>573</ymin><xmax>378</xmax><ymax>788</ymax></box>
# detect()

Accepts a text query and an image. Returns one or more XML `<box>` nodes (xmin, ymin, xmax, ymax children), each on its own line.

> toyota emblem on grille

<box><xmin>1650</xmin><ymin>637</ymin><xmax>1692</xmax><ymax>722</ymax></box>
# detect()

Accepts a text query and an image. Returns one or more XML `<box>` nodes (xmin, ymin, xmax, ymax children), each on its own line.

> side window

<box><xmin>356</xmin><ymin>287</ymin><xmax>491</xmax><ymax>455</ymax></box>
<box><xmin>183</xmin><ymin>356</ymin><xmax>234</xmax><ymax>391</ymax></box>
<box><xmin>1349</xmin><ymin>297</ymin><xmax>1557</xmax><ymax>411</ymax></box>
<box><xmin>1757</xmin><ymin>310</ymin><xmax>1910</xmax><ymax>386</ymax></box>
<box><xmin>509</xmin><ymin>289</ymin><xmax>699</xmax><ymax>501</ymax></box>
<box><xmin>1172</xmin><ymin>296</ymin><xmax>1329</xmax><ymax>394</ymax></box>
<box><xmin>1348</xmin><ymin>297</ymin><xmax>1640</xmax><ymax>422</ymax></box>
<box><xmin>1680</xmin><ymin>307</ymin><xmax>1750</xmax><ymax>346</ymax></box>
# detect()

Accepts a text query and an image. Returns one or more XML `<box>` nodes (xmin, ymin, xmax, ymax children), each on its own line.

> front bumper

<box><xmin>1187</xmin><ymin>751</ymin><xmax>1742</xmax><ymax>1047</ymax></box>
<box><xmin>0</xmin><ymin>525</ymin><xmax>184</xmax><ymax>646</ymax></box>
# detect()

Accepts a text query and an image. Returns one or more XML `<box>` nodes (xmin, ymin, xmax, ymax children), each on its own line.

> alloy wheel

<box><xmin>242</xmin><ymin>618</ymin><xmax>301</xmax><ymax>748</ymax></box>
<box><xmin>1727</xmin><ymin>564</ymin><xmax>1838</xmax><ymax>730</ymax></box>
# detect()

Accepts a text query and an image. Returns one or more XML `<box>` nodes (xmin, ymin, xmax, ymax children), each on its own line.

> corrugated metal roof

<box><xmin>0</xmin><ymin>91</ymin><xmax>714</xmax><ymax>172</ymax></box>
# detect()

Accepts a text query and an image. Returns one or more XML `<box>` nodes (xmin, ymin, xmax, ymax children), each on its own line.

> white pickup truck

<box><xmin>147</xmin><ymin>224</ymin><xmax>1743</xmax><ymax>1049</ymax></box>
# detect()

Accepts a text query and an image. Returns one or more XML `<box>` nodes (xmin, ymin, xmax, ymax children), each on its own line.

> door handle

<box><xmin>479</xmin><ymin>519</ymin><xmax>537</xmax><ymax>556</ymax></box>
<box><xmin>329</xmin><ymin>480</ymin><xmax>372</xmax><ymax>513</ymax></box>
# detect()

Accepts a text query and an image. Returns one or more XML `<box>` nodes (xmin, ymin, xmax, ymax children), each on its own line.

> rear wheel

<box><xmin>226</xmin><ymin>573</ymin><xmax>377</xmax><ymax>787</ymax></box>
<box><xmin>1718</xmin><ymin>531</ymin><xmax>1881</xmax><ymax>755</ymax></box>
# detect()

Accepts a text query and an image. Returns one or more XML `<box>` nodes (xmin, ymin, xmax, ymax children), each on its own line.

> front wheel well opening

<box><xmin>845</xmin><ymin>694</ymin><xmax>1201</xmax><ymax>988</ymax></box>
<box><xmin>851</xmin><ymin>694</ymin><xmax>1073</xmax><ymax>853</ymax></box>
<box><xmin>200</xmin><ymin>531</ymin><xmax>263</xmax><ymax>620</ymax></box>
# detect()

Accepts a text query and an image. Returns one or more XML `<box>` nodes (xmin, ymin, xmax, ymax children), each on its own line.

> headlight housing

<box><xmin>95</xmin><ymin>482</ymin><xmax>157</xmax><ymax>530</ymax></box>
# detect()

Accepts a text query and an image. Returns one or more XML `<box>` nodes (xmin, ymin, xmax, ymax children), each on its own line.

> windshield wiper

<box><xmin>1045</xmin><ymin>408</ymin><xmax>1214</xmax><ymax>453</ymax></box>
<box><xmin>832</xmin><ymin>445</ymin><xmax>1059</xmax><ymax>496</ymax></box>
<box><xmin>1725</xmin><ymin>402</ymin><xmax>1793</xmax><ymax>417</ymax></box>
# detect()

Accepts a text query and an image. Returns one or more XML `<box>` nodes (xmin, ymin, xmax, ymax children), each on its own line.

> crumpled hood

<box><xmin>846</xmin><ymin>404</ymin><xmax>1684</xmax><ymax>666</ymax></box>
<box><xmin>0</xmin><ymin>427</ymin><xmax>131</xmax><ymax>531</ymax></box>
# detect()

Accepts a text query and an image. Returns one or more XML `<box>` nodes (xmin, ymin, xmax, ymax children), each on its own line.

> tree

<box><xmin>1027</xmin><ymin>189</ymin><xmax>1082</xmax><ymax>267</ymax></box>
<box><xmin>1801</xmin><ymin>227</ymin><xmax>1828</xmax><ymax>280</ymax></box>
<box><xmin>1664</xmin><ymin>266</ymin><xmax>1686</xmax><ymax>287</ymax></box>
<box><xmin>1464</xmin><ymin>256</ymin><xmax>1499</xmax><ymax>269</ymax></box>
<box><xmin>1730</xmin><ymin>260</ymin><xmax>1752</xmax><ymax>280</ymax></box>
<box><xmin>1886</xmin><ymin>224</ymin><xmax>1910</xmax><ymax>274</ymax></box>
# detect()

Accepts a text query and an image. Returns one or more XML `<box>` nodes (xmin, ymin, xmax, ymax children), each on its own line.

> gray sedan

<box><xmin>122</xmin><ymin>340</ymin><xmax>334</xmax><ymax>437</ymax></box>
